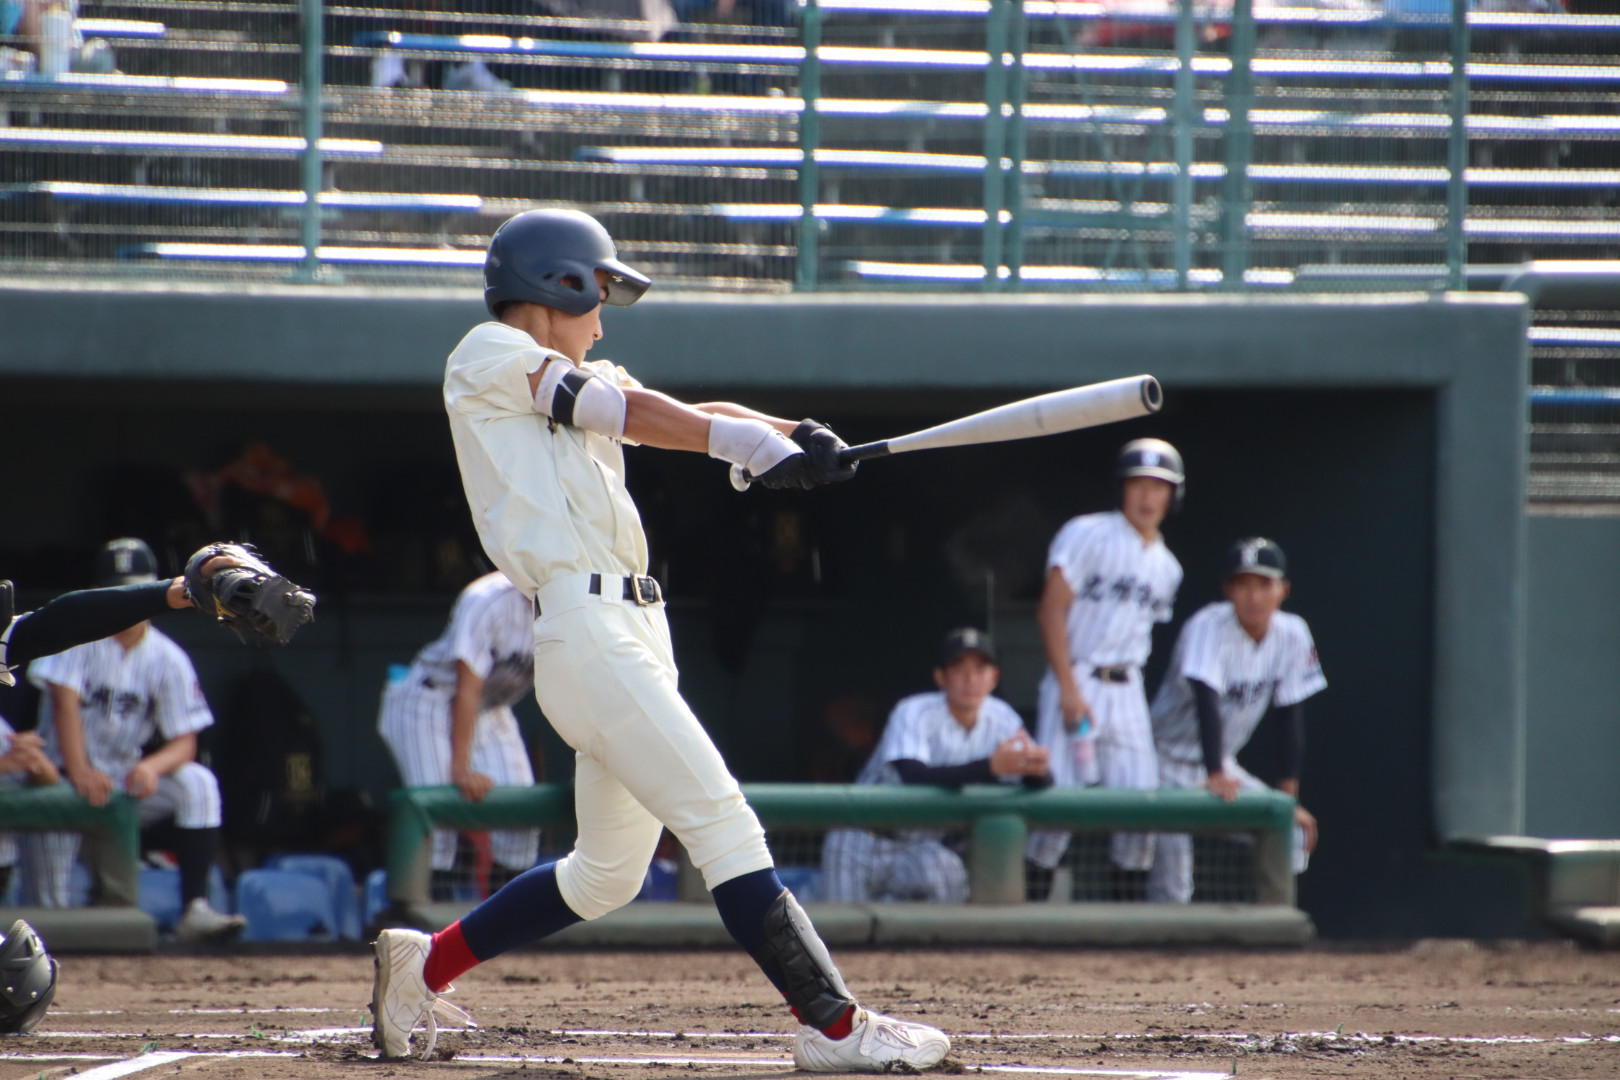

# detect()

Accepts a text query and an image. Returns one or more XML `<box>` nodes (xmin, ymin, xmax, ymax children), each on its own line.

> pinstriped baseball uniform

<box><xmin>0</xmin><ymin>716</ymin><xmax>19</xmax><ymax>870</ymax></box>
<box><xmin>1028</xmin><ymin>510</ymin><xmax>1181</xmax><ymax>872</ymax></box>
<box><xmin>22</xmin><ymin>627</ymin><xmax>222</xmax><ymax>907</ymax></box>
<box><xmin>379</xmin><ymin>571</ymin><xmax>539</xmax><ymax>873</ymax></box>
<box><xmin>1146</xmin><ymin>602</ymin><xmax>1324</xmax><ymax>902</ymax></box>
<box><xmin>822</xmin><ymin>691</ymin><xmax>1028</xmax><ymax>903</ymax></box>
<box><xmin>446</xmin><ymin>321</ymin><xmax>773</xmax><ymax>921</ymax></box>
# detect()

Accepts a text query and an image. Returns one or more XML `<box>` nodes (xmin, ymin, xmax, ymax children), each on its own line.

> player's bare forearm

<box><xmin>1276</xmin><ymin>778</ymin><xmax>1300</xmax><ymax>799</ymax></box>
<box><xmin>621</xmin><ymin>389</ymin><xmax>719</xmax><ymax>452</ymax></box>
<box><xmin>1036</xmin><ymin>569</ymin><xmax>1080</xmax><ymax>695</ymax></box>
<box><xmin>691</xmin><ymin>401</ymin><xmax>798</xmax><ymax>436</ymax></box>
<box><xmin>142</xmin><ymin>732</ymin><xmax>197</xmax><ymax>776</ymax></box>
<box><xmin>50</xmin><ymin>684</ymin><xmax>92</xmax><ymax>778</ymax></box>
<box><xmin>450</xmin><ymin>662</ymin><xmax>483</xmax><ymax>777</ymax></box>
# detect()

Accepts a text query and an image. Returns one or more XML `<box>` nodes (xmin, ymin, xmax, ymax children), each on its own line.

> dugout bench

<box><xmin>384</xmin><ymin>783</ymin><xmax>1314</xmax><ymax>946</ymax></box>
<box><xmin>0</xmin><ymin>787</ymin><xmax>157</xmax><ymax>952</ymax></box>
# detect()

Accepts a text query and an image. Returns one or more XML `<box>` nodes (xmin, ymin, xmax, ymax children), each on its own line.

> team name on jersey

<box><xmin>1075</xmin><ymin>572</ymin><xmax>1174</xmax><ymax>618</ymax></box>
<box><xmin>1222</xmin><ymin>679</ymin><xmax>1280</xmax><ymax>709</ymax></box>
<box><xmin>82</xmin><ymin>685</ymin><xmax>157</xmax><ymax>725</ymax></box>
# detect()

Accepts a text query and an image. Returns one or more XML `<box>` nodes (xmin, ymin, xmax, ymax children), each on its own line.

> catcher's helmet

<box><xmin>1116</xmin><ymin>438</ymin><xmax>1185</xmax><ymax>511</ymax></box>
<box><xmin>483</xmin><ymin>209</ymin><xmax>651</xmax><ymax>318</ymax></box>
<box><xmin>0</xmin><ymin>920</ymin><xmax>59</xmax><ymax>1035</ymax></box>
<box><xmin>94</xmin><ymin>537</ymin><xmax>159</xmax><ymax>587</ymax></box>
<box><xmin>1225</xmin><ymin>537</ymin><xmax>1287</xmax><ymax>580</ymax></box>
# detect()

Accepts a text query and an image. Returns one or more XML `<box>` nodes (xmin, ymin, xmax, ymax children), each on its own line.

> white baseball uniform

<box><xmin>379</xmin><ymin>571</ymin><xmax>539</xmax><ymax>873</ymax></box>
<box><xmin>22</xmin><ymin>627</ymin><xmax>221</xmax><ymax>907</ymax></box>
<box><xmin>1146</xmin><ymin>601</ymin><xmax>1325</xmax><ymax>902</ymax></box>
<box><xmin>445</xmin><ymin>321</ymin><xmax>772</xmax><ymax>921</ymax></box>
<box><xmin>822</xmin><ymin>691</ymin><xmax>1029</xmax><ymax>904</ymax></box>
<box><xmin>0</xmin><ymin>716</ymin><xmax>20</xmax><ymax>872</ymax></box>
<box><xmin>1028</xmin><ymin>510</ymin><xmax>1181</xmax><ymax>872</ymax></box>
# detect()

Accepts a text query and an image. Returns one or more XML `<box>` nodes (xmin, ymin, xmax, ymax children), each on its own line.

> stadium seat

<box><xmin>262</xmin><ymin>854</ymin><xmax>363</xmax><ymax>940</ymax></box>
<box><xmin>234</xmin><ymin>869</ymin><xmax>341</xmax><ymax>943</ymax></box>
<box><xmin>775</xmin><ymin>866</ymin><xmax>823</xmax><ymax>903</ymax></box>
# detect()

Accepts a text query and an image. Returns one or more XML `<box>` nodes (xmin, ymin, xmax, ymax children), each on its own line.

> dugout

<box><xmin>0</xmin><ymin>285</ymin><xmax>1532</xmax><ymax>938</ymax></box>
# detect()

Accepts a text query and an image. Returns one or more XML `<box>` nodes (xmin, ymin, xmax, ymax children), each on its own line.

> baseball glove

<box><xmin>184</xmin><ymin>542</ymin><xmax>316</xmax><ymax>646</ymax></box>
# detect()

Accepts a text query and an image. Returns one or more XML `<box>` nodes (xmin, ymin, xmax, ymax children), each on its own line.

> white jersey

<box><xmin>444</xmin><ymin>321</ymin><xmax>646</xmax><ymax>596</ymax></box>
<box><xmin>29</xmin><ymin>626</ymin><xmax>212</xmax><ymax>776</ymax></box>
<box><xmin>407</xmin><ymin>572</ymin><xmax>535</xmax><ymax>709</ymax></box>
<box><xmin>1047</xmin><ymin>511</ymin><xmax>1181</xmax><ymax>667</ymax></box>
<box><xmin>857</xmin><ymin>691</ymin><xmax>1028</xmax><ymax>787</ymax></box>
<box><xmin>1150</xmin><ymin>602</ymin><xmax>1326</xmax><ymax>766</ymax></box>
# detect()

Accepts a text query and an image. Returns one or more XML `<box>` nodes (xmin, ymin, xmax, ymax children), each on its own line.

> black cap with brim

<box><xmin>1225</xmin><ymin>537</ymin><xmax>1288</xmax><ymax>580</ymax></box>
<box><xmin>940</xmin><ymin>627</ymin><xmax>998</xmax><ymax>667</ymax></box>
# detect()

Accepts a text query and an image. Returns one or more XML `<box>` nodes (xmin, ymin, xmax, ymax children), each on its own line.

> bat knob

<box><xmin>729</xmin><ymin>464</ymin><xmax>753</xmax><ymax>492</ymax></box>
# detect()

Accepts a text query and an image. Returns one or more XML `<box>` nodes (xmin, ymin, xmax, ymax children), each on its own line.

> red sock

<box><xmin>422</xmin><ymin>921</ymin><xmax>479</xmax><ymax>993</ymax></box>
<box><xmin>791</xmin><ymin>1004</ymin><xmax>857</xmax><ymax>1040</ymax></box>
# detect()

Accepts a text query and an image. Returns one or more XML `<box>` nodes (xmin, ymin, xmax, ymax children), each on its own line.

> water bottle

<box><xmin>1070</xmin><ymin>715</ymin><xmax>1100</xmax><ymax>786</ymax></box>
<box><xmin>40</xmin><ymin>2</ymin><xmax>73</xmax><ymax>77</ymax></box>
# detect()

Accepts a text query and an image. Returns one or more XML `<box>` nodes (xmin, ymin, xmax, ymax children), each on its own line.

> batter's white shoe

<box><xmin>793</xmin><ymin>1007</ymin><xmax>951</xmax><ymax>1073</ymax></box>
<box><xmin>370</xmin><ymin>928</ymin><xmax>475</xmax><ymax>1059</ymax></box>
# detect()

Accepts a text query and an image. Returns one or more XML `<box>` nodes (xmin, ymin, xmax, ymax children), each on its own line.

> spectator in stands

<box><xmin>19</xmin><ymin>539</ymin><xmax>245</xmax><ymax>942</ymax></box>
<box><xmin>0</xmin><ymin>718</ymin><xmax>60</xmax><ymax>900</ymax></box>
<box><xmin>820</xmin><ymin>628</ymin><xmax>1050</xmax><ymax>904</ymax></box>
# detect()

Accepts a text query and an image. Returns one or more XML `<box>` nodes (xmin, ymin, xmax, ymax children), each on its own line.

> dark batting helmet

<box><xmin>483</xmin><ymin>209</ymin><xmax>652</xmax><ymax>318</ymax></box>
<box><xmin>0</xmin><ymin>920</ymin><xmax>59</xmax><ymax>1035</ymax></box>
<box><xmin>1116</xmin><ymin>438</ymin><xmax>1185</xmax><ymax>511</ymax></box>
<box><xmin>94</xmin><ymin>537</ymin><xmax>159</xmax><ymax>587</ymax></box>
<box><xmin>1225</xmin><ymin>537</ymin><xmax>1288</xmax><ymax>580</ymax></box>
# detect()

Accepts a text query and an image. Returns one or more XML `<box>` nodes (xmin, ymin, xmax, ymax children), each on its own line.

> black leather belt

<box><xmin>1093</xmin><ymin>665</ymin><xmax>1134</xmax><ymax>684</ymax></box>
<box><xmin>534</xmin><ymin>573</ymin><xmax>662</xmax><ymax>617</ymax></box>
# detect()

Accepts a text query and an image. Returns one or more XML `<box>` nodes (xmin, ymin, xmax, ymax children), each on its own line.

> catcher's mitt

<box><xmin>184</xmin><ymin>542</ymin><xmax>316</xmax><ymax>646</ymax></box>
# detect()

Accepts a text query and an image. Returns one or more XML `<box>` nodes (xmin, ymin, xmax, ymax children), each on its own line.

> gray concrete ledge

<box><xmin>405</xmin><ymin>901</ymin><xmax>1313</xmax><ymax>947</ymax></box>
<box><xmin>8</xmin><ymin>907</ymin><xmax>158</xmax><ymax>953</ymax></box>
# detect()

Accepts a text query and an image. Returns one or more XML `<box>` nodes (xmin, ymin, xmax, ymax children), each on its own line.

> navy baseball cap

<box><xmin>94</xmin><ymin>538</ymin><xmax>159</xmax><ymax>586</ymax></box>
<box><xmin>940</xmin><ymin>627</ymin><xmax>998</xmax><ymax>666</ymax></box>
<box><xmin>1225</xmin><ymin>537</ymin><xmax>1287</xmax><ymax>581</ymax></box>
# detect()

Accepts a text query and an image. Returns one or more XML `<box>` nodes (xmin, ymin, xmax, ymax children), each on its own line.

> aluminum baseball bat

<box><xmin>730</xmin><ymin>374</ymin><xmax>1162</xmax><ymax>491</ymax></box>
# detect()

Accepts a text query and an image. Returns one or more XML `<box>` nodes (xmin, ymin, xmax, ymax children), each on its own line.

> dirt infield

<box><xmin>7</xmin><ymin>941</ymin><xmax>1617</xmax><ymax>1080</ymax></box>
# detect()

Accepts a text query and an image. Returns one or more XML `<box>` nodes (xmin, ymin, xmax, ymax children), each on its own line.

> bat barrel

<box><xmin>838</xmin><ymin>441</ymin><xmax>891</xmax><ymax>464</ymax></box>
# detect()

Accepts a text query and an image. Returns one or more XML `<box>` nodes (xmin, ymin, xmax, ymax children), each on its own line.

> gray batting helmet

<box><xmin>483</xmin><ymin>209</ymin><xmax>651</xmax><ymax>318</ymax></box>
<box><xmin>1116</xmin><ymin>438</ymin><xmax>1185</xmax><ymax>510</ymax></box>
<box><xmin>0</xmin><ymin>920</ymin><xmax>59</xmax><ymax>1035</ymax></box>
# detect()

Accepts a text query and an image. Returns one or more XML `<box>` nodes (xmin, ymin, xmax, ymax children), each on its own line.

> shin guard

<box><xmin>748</xmin><ymin>890</ymin><xmax>857</xmax><ymax>1030</ymax></box>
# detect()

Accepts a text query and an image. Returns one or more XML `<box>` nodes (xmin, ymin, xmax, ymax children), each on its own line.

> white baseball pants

<box><xmin>1146</xmin><ymin>755</ymin><xmax>1310</xmax><ymax>903</ymax></box>
<box><xmin>378</xmin><ymin>683</ymin><xmax>539</xmax><ymax>872</ymax></box>
<box><xmin>531</xmin><ymin>583</ymin><xmax>773</xmax><ymax>921</ymax></box>
<box><xmin>1027</xmin><ymin>667</ymin><xmax>1160</xmax><ymax>872</ymax></box>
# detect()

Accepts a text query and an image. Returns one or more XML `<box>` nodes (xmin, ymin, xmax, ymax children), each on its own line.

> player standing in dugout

<box><xmin>1025</xmin><ymin>440</ymin><xmax>1184</xmax><ymax>900</ymax></box>
<box><xmin>368</xmin><ymin>208</ymin><xmax>952</xmax><ymax>1073</ymax></box>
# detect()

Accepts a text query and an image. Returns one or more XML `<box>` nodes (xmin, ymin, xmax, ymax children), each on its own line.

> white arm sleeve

<box><xmin>707</xmin><ymin>414</ymin><xmax>801</xmax><ymax>475</ymax></box>
<box><xmin>533</xmin><ymin>358</ymin><xmax>628</xmax><ymax>439</ymax></box>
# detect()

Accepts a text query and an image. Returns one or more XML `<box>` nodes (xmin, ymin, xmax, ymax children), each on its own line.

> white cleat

<box><xmin>370</xmin><ymin>928</ymin><xmax>475</xmax><ymax>1060</ymax></box>
<box><xmin>175</xmin><ymin>898</ymin><xmax>246</xmax><ymax>943</ymax></box>
<box><xmin>793</xmin><ymin>1007</ymin><xmax>951</xmax><ymax>1073</ymax></box>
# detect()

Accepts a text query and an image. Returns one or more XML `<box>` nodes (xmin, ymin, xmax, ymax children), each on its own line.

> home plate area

<box><xmin>3</xmin><ymin>946</ymin><xmax>1614</xmax><ymax>1080</ymax></box>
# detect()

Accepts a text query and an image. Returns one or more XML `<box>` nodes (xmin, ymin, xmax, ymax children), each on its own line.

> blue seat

<box><xmin>138</xmin><ymin>865</ymin><xmax>231</xmax><ymax>931</ymax></box>
<box><xmin>235</xmin><ymin>869</ymin><xmax>341</xmax><ymax>943</ymax></box>
<box><xmin>362</xmin><ymin>868</ymin><xmax>389</xmax><ymax>929</ymax></box>
<box><xmin>635</xmin><ymin>857</ymin><xmax>679</xmax><ymax>902</ymax></box>
<box><xmin>263</xmin><ymin>855</ymin><xmax>362</xmax><ymax>940</ymax></box>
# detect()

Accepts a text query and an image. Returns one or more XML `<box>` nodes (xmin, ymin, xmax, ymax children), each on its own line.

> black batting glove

<box><xmin>755</xmin><ymin>449</ymin><xmax>818</xmax><ymax>491</ymax></box>
<box><xmin>791</xmin><ymin>419</ymin><xmax>859</xmax><ymax>485</ymax></box>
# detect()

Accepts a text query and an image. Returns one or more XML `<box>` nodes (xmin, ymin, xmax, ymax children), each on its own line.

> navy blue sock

<box><xmin>457</xmin><ymin>862</ymin><xmax>583</xmax><ymax>961</ymax></box>
<box><xmin>711</xmin><ymin>866</ymin><xmax>802</xmax><ymax>1001</ymax></box>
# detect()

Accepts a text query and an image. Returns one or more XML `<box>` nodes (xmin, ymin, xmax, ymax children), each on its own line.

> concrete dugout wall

<box><xmin>0</xmin><ymin>285</ymin><xmax>1530</xmax><ymax>936</ymax></box>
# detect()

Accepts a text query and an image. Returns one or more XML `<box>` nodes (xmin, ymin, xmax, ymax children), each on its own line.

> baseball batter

<box><xmin>823</xmin><ymin>628</ymin><xmax>1049</xmax><ymax>904</ymax></box>
<box><xmin>369</xmin><ymin>208</ymin><xmax>950</xmax><ymax>1073</ymax></box>
<box><xmin>22</xmin><ymin>540</ymin><xmax>245</xmax><ymax>941</ymax></box>
<box><xmin>379</xmin><ymin>570</ymin><xmax>539</xmax><ymax>895</ymax></box>
<box><xmin>1026</xmin><ymin>439</ymin><xmax>1184</xmax><ymax>894</ymax></box>
<box><xmin>1146</xmin><ymin>537</ymin><xmax>1324</xmax><ymax>903</ymax></box>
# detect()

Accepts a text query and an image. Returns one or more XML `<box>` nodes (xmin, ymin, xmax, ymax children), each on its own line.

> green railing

<box><xmin>0</xmin><ymin>788</ymin><xmax>142</xmax><ymax>905</ymax></box>
<box><xmin>385</xmin><ymin>783</ymin><xmax>1299</xmax><ymax>908</ymax></box>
